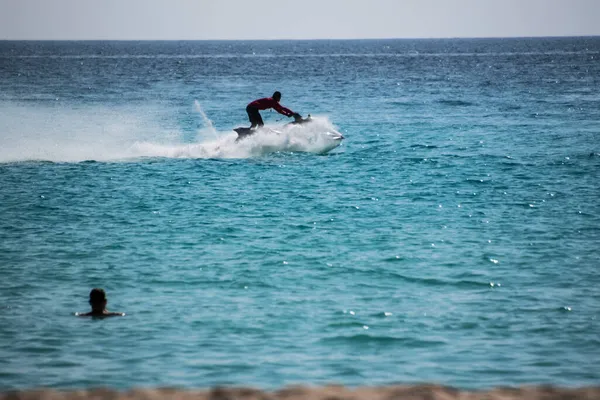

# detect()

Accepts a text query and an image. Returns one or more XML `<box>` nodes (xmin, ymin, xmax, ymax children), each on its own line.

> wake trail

<box><xmin>0</xmin><ymin>102</ymin><xmax>343</xmax><ymax>163</ymax></box>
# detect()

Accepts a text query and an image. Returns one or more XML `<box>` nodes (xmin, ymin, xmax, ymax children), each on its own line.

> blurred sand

<box><xmin>3</xmin><ymin>385</ymin><xmax>600</xmax><ymax>400</ymax></box>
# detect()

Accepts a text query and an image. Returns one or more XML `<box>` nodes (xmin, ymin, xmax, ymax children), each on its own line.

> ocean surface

<box><xmin>0</xmin><ymin>38</ymin><xmax>599</xmax><ymax>391</ymax></box>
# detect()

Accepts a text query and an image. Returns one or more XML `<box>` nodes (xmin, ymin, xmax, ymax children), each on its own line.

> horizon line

<box><xmin>1</xmin><ymin>34</ymin><xmax>600</xmax><ymax>42</ymax></box>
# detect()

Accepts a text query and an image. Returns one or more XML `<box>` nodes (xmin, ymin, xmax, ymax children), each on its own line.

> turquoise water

<box><xmin>1</xmin><ymin>38</ymin><xmax>599</xmax><ymax>390</ymax></box>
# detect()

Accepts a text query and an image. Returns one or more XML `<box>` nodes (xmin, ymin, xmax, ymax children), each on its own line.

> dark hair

<box><xmin>89</xmin><ymin>288</ymin><xmax>107</xmax><ymax>303</ymax></box>
<box><xmin>272</xmin><ymin>91</ymin><xmax>281</xmax><ymax>100</ymax></box>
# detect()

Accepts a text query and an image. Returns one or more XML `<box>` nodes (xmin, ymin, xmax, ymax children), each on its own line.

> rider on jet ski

<box><xmin>246</xmin><ymin>91</ymin><xmax>302</xmax><ymax>129</ymax></box>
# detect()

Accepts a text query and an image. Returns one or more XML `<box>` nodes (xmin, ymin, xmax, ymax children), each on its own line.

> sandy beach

<box><xmin>3</xmin><ymin>385</ymin><xmax>600</xmax><ymax>400</ymax></box>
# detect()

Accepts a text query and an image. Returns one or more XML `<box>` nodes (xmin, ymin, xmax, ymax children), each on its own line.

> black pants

<box><xmin>246</xmin><ymin>106</ymin><xmax>264</xmax><ymax>128</ymax></box>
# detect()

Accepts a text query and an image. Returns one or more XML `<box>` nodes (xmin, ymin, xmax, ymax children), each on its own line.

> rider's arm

<box><xmin>273</xmin><ymin>102</ymin><xmax>294</xmax><ymax>117</ymax></box>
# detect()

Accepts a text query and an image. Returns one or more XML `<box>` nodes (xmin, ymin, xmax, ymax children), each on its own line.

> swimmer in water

<box><xmin>76</xmin><ymin>288</ymin><xmax>125</xmax><ymax>317</ymax></box>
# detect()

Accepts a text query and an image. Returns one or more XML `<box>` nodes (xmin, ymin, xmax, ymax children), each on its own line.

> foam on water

<box><xmin>0</xmin><ymin>102</ymin><xmax>343</xmax><ymax>163</ymax></box>
<box><xmin>133</xmin><ymin>117</ymin><xmax>343</xmax><ymax>159</ymax></box>
<box><xmin>0</xmin><ymin>103</ymin><xmax>174</xmax><ymax>163</ymax></box>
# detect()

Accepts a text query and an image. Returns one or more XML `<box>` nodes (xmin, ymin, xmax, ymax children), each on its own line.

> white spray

<box><xmin>193</xmin><ymin>100</ymin><xmax>218</xmax><ymax>140</ymax></box>
<box><xmin>0</xmin><ymin>102</ymin><xmax>343</xmax><ymax>163</ymax></box>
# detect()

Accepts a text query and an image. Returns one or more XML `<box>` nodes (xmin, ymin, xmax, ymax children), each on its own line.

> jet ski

<box><xmin>233</xmin><ymin>114</ymin><xmax>344</xmax><ymax>143</ymax></box>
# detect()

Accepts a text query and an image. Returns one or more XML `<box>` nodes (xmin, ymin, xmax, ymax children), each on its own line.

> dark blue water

<box><xmin>1</xmin><ymin>38</ymin><xmax>599</xmax><ymax>390</ymax></box>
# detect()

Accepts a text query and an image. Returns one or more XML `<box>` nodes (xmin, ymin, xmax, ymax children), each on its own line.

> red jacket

<box><xmin>248</xmin><ymin>97</ymin><xmax>294</xmax><ymax>117</ymax></box>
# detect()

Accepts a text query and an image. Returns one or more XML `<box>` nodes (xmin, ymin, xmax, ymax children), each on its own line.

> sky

<box><xmin>1</xmin><ymin>0</ymin><xmax>599</xmax><ymax>40</ymax></box>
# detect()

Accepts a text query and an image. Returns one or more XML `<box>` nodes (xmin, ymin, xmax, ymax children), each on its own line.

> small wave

<box><xmin>464</xmin><ymin>178</ymin><xmax>492</xmax><ymax>184</ymax></box>
<box><xmin>381</xmin><ymin>270</ymin><xmax>495</xmax><ymax>289</ymax></box>
<box><xmin>326</xmin><ymin>321</ymin><xmax>368</xmax><ymax>329</ymax></box>
<box><xmin>409</xmin><ymin>144</ymin><xmax>439</xmax><ymax>149</ymax></box>
<box><xmin>436</xmin><ymin>99</ymin><xmax>475</xmax><ymax>107</ymax></box>
<box><xmin>498</xmin><ymin>104</ymin><xmax>523</xmax><ymax>111</ymax></box>
<box><xmin>382</xmin><ymin>255</ymin><xmax>405</xmax><ymax>262</ymax></box>
<box><xmin>320</xmin><ymin>334</ymin><xmax>445</xmax><ymax>347</ymax></box>
<box><xmin>388</xmin><ymin>100</ymin><xmax>422</xmax><ymax>107</ymax></box>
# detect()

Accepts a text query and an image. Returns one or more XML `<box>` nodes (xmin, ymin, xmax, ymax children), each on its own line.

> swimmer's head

<box><xmin>89</xmin><ymin>288</ymin><xmax>107</xmax><ymax>310</ymax></box>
